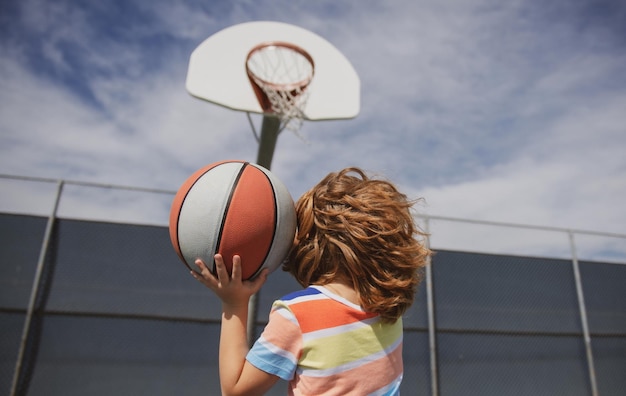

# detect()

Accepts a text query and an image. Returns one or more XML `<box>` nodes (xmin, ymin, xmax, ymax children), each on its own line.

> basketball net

<box><xmin>246</xmin><ymin>42</ymin><xmax>315</xmax><ymax>134</ymax></box>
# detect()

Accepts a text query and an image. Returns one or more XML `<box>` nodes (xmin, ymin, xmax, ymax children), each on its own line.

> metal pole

<box><xmin>255</xmin><ymin>116</ymin><xmax>281</xmax><ymax>170</ymax></box>
<box><xmin>247</xmin><ymin>115</ymin><xmax>282</xmax><ymax>346</ymax></box>
<box><xmin>424</xmin><ymin>218</ymin><xmax>439</xmax><ymax>396</ymax></box>
<box><xmin>568</xmin><ymin>231</ymin><xmax>599</xmax><ymax>396</ymax></box>
<box><xmin>10</xmin><ymin>180</ymin><xmax>64</xmax><ymax>396</ymax></box>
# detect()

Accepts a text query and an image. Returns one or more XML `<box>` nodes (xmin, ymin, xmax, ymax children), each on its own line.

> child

<box><xmin>192</xmin><ymin>167</ymin><xmax>431</xmax><ymax>395</ymax></box>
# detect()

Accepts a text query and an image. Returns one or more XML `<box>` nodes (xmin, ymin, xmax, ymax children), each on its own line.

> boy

<box><xmin>193</xmin><ymin>167</ymin><xmax>431</xmax><ymax>395</ymax></box>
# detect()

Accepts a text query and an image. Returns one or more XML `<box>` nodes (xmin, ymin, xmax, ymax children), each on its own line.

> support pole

<box><xmin>424</xmin><ymin>219</ymin><xmax>439</xmax><ymax>396</ymax></box>
<box><xmin>255</xmin><ymin>116</ymin><xmax>281</xmax><ymax>170</ymax></box>
<box><xmin>10</xmin><ymin>180</ymin><xmax>64</xmax><ymax>396</ymax></box>
<box><xmin>247</xmin><ymin>115</ymin><xmax>282</xmax><ymax>346</ymax></box>
<box><xmin>568</xmin><ymin>231</ymin><xmax>599</xmax><ymax>396</ymax></box>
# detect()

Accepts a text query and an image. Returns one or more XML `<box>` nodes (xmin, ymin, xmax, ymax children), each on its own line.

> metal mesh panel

<box><xmin>0</xmin><ymin>313</ymin><xmax>24</xmax><ymax>396</ymax></box>
<box><xmin>431</xmin><ymin>250</ymin><xmax>594</xmax><ymax>395</ymax></box>
<box><xmin>404</xmin><ymin>267</ymin><xmax>429</xmax><ymax>330</ymax></box>
<box><xmin>591</xmin><ymin>336</ymin><xmax>626</xmax><ymax>396</ymax></box>
<box><xmin>45</xmin><ymin>219</ymin><xmax>219</xmax><ymax>320</ymax></box>
<box><xmin>433</xmin><ymin>250</ymin><xmax>582</xmax><ymax>333</ymax></box>
<box><xmin>580</xmin><ymin>261</ymin><xmax>626</xmax><ymax>396</ymax></box>
<box><xmin>437</xmin><ymin>332</ymin><xmax>590</xmax><ymax>396</ymax></box>
<box><xmin>579</xmin><ymin>261</ymin><xmax>626</xmax><ymax>334</ymax></box>
<box><xmin>0</xmin><ymin>214</ymin><xmax>47</xmax><ymax>310</ymax></box>
<box><xmin>26</xmin><ymin>315</ymin><xmax>220</xmax><ymax>396</ymax></box>
<box><xmin>401</xmin><ymin>330</ymin><xmax>431</xmax><ymax>395</ymax></box>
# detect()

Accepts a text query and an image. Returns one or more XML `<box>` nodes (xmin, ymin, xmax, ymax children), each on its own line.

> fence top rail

<box><xmin>0</xmin><ymin>173</ymin><xmax>176</xmax><ymax>195</ymax></box>
<box><xmin>2</xmin><ymin>173</ymin><xmax>625</xmax><ymax>240</ymax></box>
<box><xmin>417</xmin><ymin>214</ymin><xmax>626</xmax><ymax>240</ymax></box>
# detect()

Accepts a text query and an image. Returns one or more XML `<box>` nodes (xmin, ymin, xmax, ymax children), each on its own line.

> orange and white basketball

<box><xmin>169</xmin><ymin>160</ymin><xmax>296</xmax><ymax>280</ymax></box>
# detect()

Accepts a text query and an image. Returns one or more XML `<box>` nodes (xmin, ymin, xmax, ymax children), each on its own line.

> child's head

<box><xmin>284</xmin><ymin>167</ymin><xmax>431</xmax><ymax>322</ymax></box>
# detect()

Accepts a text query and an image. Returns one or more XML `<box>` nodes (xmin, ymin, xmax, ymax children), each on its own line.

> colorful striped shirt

<box><xmin>247</xmin><ymin>285</ymin><xmax>404</xmax><ymax>395</ymax></box>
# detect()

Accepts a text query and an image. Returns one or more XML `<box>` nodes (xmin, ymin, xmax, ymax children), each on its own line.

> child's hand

<box><xmin>192</xmin><ymin>254</ymin><xmax>268</xmax><ymax>308</ymax></box>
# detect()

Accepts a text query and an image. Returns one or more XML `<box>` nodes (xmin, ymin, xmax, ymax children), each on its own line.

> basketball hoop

<box><xmin>246</xmin><ymin>42</ymin><xmax>315</xmax><ymax>133</ymax></box>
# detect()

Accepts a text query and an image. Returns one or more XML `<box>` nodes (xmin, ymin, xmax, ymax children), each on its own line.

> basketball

<box><xmin>169</xmin><ymin>160</ymin><xmax>297</xmax><ymax>280</ymax></box>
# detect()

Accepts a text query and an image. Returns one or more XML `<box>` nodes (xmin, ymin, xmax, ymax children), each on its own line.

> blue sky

<box><xmin>1</xmin><ymin>0</ymin><xmax>625</xmax><ymax>253</ymax></box>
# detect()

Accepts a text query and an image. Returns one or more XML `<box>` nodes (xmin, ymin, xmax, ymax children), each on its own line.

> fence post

<box><xmin>424</xmin><ymin>218</ymin><xmax>439</xmax><ymax>396</ymax></box>
<box><xmin>568</xmin><ymin>231</ymin><xmax>599</xmax><ymax>396</ymax></box>
<box><xmin>10</xmin><ymin>179</ymin><xmax>64</xmax><ymax>396</ymax></box>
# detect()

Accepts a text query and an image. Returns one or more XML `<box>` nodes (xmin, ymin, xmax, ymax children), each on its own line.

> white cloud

<box><xmin>1</xmin><ymin>0</ymin><xmax>625</xmax><ymax>252</ymax></box>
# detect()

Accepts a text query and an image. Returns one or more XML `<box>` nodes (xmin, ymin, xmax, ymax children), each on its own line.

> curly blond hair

<box><xmin>283</xmin><ymin>167</ymin><xmax>431</xmax><ymax>323</ymax></box>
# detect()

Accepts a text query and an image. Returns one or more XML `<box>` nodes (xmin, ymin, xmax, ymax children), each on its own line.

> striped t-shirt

<box><xmin>247</xmin><ymin>285</ymin><xmax>404</xmax><ymax>395</ymax></box>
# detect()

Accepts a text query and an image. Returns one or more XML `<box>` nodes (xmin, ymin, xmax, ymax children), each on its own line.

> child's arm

<box><xmin>193</xmin><ymin>254</ymin><xmax>279</xmax><ymax>396</ymax></box>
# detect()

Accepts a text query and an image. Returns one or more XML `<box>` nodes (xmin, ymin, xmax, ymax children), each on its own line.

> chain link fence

<box><xmin>1</xmin><ymin>175</ymin><xmax>624</xmax><ymax>396</ymax></box>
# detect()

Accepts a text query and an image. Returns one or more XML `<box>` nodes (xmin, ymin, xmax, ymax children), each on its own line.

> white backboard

<box><xmin>186</xmin><ymin>21</ymin><xmax>360</xmax><ymax>121</ymax></box>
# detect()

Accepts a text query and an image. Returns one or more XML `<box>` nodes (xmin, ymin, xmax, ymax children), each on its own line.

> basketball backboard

<box><xmin>186</xmin><ymin>21</ymin><xmax>360</xmax><ymax>121</ymax></box>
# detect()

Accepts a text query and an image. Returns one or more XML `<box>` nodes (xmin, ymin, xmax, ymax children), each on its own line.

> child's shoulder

<box><xmin>271</xmin><ymin>287</ymin><xmax>326</xmax><ymax>317</ymax></box>
<box><xmin>278</xmin><ymin>286</ymin><xmax>324</xmax><ymax>303</ymax></box>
